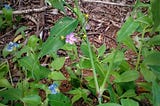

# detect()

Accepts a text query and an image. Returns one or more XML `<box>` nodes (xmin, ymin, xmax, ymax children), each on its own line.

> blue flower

<box><xmin>6</xmin><ymin>42</ymin><xmax>19</xmax><ymax>52</ymax></box>
<box><xmin>4</xmin><ymin>4</ymin><xmax>11</xmax><ymax>10</ymax></box>
<box><xmin>48</xmin><ymin>83</ymin><xmax>59</xmax><ymax>94</ymax></box>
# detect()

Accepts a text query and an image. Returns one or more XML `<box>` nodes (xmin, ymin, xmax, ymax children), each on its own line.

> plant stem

<box><xmin>135</xmin><ymin>30</ymin><xmax>145</xmax><ymax>71</ymax></box>
<box><xmin>99</xmin><ymin>46</ymin><xmax>119</xmax><ymax>99</ymax></box>
<box><xmin>7</xmin><ymin>60</ymin><xmax>14</xmax><ymax>86</ymax></box>
<box><xmin>74</xmin><ymin>0</ymin><xmax>100</xmax><ymax>104</ymax></box>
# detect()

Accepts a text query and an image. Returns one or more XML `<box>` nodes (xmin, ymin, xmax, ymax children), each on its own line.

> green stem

<box><xmin>74</xmin><ymin>0</ymin><xmax>100</xmax><ymax>103</ymax></box>
<box><xmin>7</xmin><ymin>60</ymin><xmax>14</xmax><ymax>86</ymax></box>
<box><xmin>135</xmin><ymin>30</ymin><xmax>145</xmax><ymax>71</ymax></box>
<box><xmin>99</xmin><ymin>45</ymin><xmax>119</xmax><ymax>99</ymax></box>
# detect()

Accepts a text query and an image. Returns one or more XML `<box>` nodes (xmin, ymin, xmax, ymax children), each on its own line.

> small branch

<box><xmin>0</xmin><ymin>6</ymin><xmax>52</xmax><ymax>15</ymax></box>
<box><xmin>82</xmin><ymin>0</ymin><xmax>132</xmax><ymax>7</ymax></box>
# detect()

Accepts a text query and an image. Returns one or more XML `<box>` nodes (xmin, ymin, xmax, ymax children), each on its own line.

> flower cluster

<box><xmin>6</xmin><ymin>42</ymin><xmax>19</xmax><ymax>52</ymax></box>
<box><xmin>48</xmin><ymin>83</ymin><xmax>59</xmax><ymax>94</ymax></box>
<box><xmin>65</xmin><ymin>33</ymin><xmax>77</xmax><ymax>44</ymax></box>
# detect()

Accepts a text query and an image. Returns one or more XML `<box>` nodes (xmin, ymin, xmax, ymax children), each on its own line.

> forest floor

<box><xmin>0</xmin><ymin>0</ymin><xmax>150</xmax><ymax>106</ymax></box>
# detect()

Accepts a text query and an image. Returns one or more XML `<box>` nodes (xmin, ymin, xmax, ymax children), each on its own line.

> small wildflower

<box><xmin>65</xmin><ymin>33</ymin><xmax>77</xmax><ymax>44</ymax></box>
<box><xmin>3</xmin><ymin>4</ymin><xmax>11</xmax><ymax>10</ymax></box>
<box><xmin>48</xmin><ymin>83</ymin><xmax>59</xmax><ymax>94</ymax></box>
<box><xmin>6</xmin><ymin>42</ymin><xmax>19</xmax><ymax>52</ymax></box>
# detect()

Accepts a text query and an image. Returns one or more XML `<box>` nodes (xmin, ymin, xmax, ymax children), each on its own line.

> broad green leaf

<box><xmin>120</xmin><ymin>89</ymin><xmax>136</xmax><ymax>98</ymax></box>
<box><xmin>39</xmin><ymin>17</ymin><xmax>78</xmax><ymax>57</ymax></box>
<box><xmin>27</xmin><ymin>35</ymin><xmax>39</xmax><ymax>49</ymax></box>
<box><xmin>117</xmin><ymin>17</ymin><xmax>139</xmax><ymax>42</ymax></box>
<box><xmin>0</xmin><ymin>88</ymin><xmax>22</xmax><ymax>100</ymax></box>
<box><xmin>0</xmin><ymin>78</ymin><xmax>12</xmax><ymax>88</ymax></box>
<box><xmin>152</xmin><ymin>81</ymin><xmax>160</xmax><ymax>106</ymax></box>
<box><xmin>49</xmin><ymin>0</ymin><xmax>65</xmax><ymax>12</ymax></box>
<box><xmin>80</xmin><ymin>43</ymin><xmax>97</xmax><ymax>59</ymax></box>
<box><xmin>40</xmin><ymin>37</ymin><xmax>65</xmax><ymax>57</ymax></box>
<box><xmin>151</xmin><ymin>0</ymin><xmax>160</xmax><ymax>31</ymax></box>
<box><xmin>102</xmin><ymin>50</ymin><xmax>124</xmax><ymax>64</ymax></box>
<box><xmin>140</xmin><ymin>64</ymin><xmax>156</xmax><ymax>82</ymax></box>
<box><xmin>51</xmin><ymin>57</ymin><xmax>65</xmax><ymax>70</ymax></box>
<box><xmin>50</xmin><ymin>17</ymin><xmax>78</xmax><ymax>37</ymax></box>
<box><xmin>97</xmin><ymin>103</ymin><xmax>121</xmax><ymax>106</ymax></box>
<box><xmin>136</xmin><ymin>15</ymin><xmax>152</xmax><ymax>26</ymax></box>
<box><xmin>115</xmin><ymin>71</ymin><xmax>139</xmax><ymax>83</ymax></box>
<box><xmin>148</xmin><ymin>35</ymin><xmax>160</xmax><ymax>46</ymax></box>
<box><xmin>121</xmin><ymin>99</ymin><xmax>139</xmax><ymax>106</ymax></box>
<box><xmin>98</xmin><ymin>44</ymin><xmax>106</xmax><ymax>57</ymax></box>
<box><xmin>48</xmin><ymin>71</ymin><xmax>66</xmax><ymax>80</ymax></box>
<box><xmin>79</xmin><ymin>59</ymin><xmax>91</xmax><ymax>69</ymax></box>
<box><xmin>122</xmin><ymin>36</ymin><xmax>137</xmax><ymax>52</ymax></box>
<box><xmin>21</xmin><ymin>95</ymin><xmax>41</xmax><ymax>105</ymax></box>
<box><xmin>144</xmin><ymin>52</ymin><xmax>160</xmax><ymax>72</ymax></box>
<box><xmin>18</xmin><ymin>56</ymin><xmax>50</xmax><ymax>80</ymax></box>
<box><xmin>18</xmin><ymin>56</ymin><xmax>40</xmax><ymax>79</ymax></box>
<box><xmin>68</xmin><ymin>88</ymin><xmax>89</xmax><ymax>103</ymax></box>
<box><xmin>48</xmin><ymin>93</ymin><xmax>71</xmax><ymax>106</ymax></box>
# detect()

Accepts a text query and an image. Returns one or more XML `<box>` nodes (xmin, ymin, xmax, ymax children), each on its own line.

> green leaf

<box><xmin>79</xmin><ymin>59</ymin><xmax>91</xmax><ymax>69</ymax></box>
<box><xmin>15</xmin><ymin>26</ymin><xmax>27</xmax><ymax>36</ymax></box>
<box><xmin>68</xmin><ymin>88</ymin><xmax>89</xmax><ymax>103</ymax></box>
<box><xmin>27</xmin><ymin>35</ymin><xmax>39</xmax><ymax>49</ymax></box>
<box><xmin>21</xmin><ymin>95</ymin><xmax>41</xmax><ymax>105</ymax></box>
<box><xmin>121</xmin><ymin>99</ymin><xmax>139</xmax><ymax>106</ymax></box>
<box><xmin>51</xmin><ymin>57</ymin><xmax>65</xmax><ymax>70</ymax></box>
<box><xmin>18</xmin><ymin>56</ymin><xmax>39</xmax><ymax>79</ymax></box>
<box><xmin>0</xmin><ymin>103</ymin><xmax>7</xmax><ymax>106</ymax></box>
<box><xmin>48</xmin><ymin>93</ymin><xmax>71</xmax><ymax>106</ymax></box>
<box><xmin>117</xmin><ymin>17</ymin><xmax>139</xmax><ymax>42</ymax></box>
<box><xmin>48</xmin><ymin>71</ymin><xmax>66</xmax><ymax>80</ymax></box>
<box><xmin>148</xmin><ymin>35</ymin><xmax>160</xmax><ymax>46</ymax></box>
<box><xmin>49</xmin><ymin>0</ymin><xmax>65</xmax><ymax>13</ymax></box>
<box><xmin>151</xmin><ymin>0</ymin><xmax>160</xmax><ymax>31</ymax></box>
<box><xmin>143</xmin><ymin>51</ymin><xmax>160</xmax><ymax>72</ymax></box>
<box><xmin>97</xmin><ymin>103</ymin><xmax>121</xmax><ymax>106</ymax></box>
<box><xmin>102</xmin><ymin>50</ymin><xmax>124</xmax><ymax>64</ymax></box>
<box><xmin>120</xmin><ymin>89</ymin><xmax>136</xmax><ymax>98</ymax></box>
<box><xmin>0</xmin><ymin>78</ymin><xmax>12</xmax><ymax>88</ymax></box>
<box><xmin>18</xmin><ymin>56</ymin><xmax>50</xmax><ymax>80</ymax></box>
<box><xmin>39</xmin><ymin>17</ymin><xmax>78</xmax><ymax>57</ymax></box>
<box><xmin>152</xmin><ymin>81</ymin><xmax>160</xmax><ymax>106</ymax></box>
<box><xmin>0</xmin><ymin>88</ymin><xmax>22</xmax><ymax>100</ymax></box>
<box><xmin>122</xmin><ymin>36</ymin><xmax>137</xmax><ymax>52</ymax></box>
<box><xmin>114</xmin><ymin>71</ymin><xmax>139</xmax><ymax>83</ymax></box>
<box><xmin>140</xmin><ymin>64</ymin><xmax>156</xmax><ymax>82</ymax></box>
<box><xmin>98</xmin><ymin>44</ymin><xmax>106</xmax><ymax>57</ymax></box>
<box><xmin>0</xmin><ymin>62</ymin><xmax>9</xmax><ymax>78</ymax></box>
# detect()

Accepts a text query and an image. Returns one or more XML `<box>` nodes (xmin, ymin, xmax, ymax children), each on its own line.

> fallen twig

<box><xmin>82</xmin><ymin>0</ymin><xmax>132</xmax><ymax>7</ymax></box>
<box><xmin>0</xmin><ymin>6</ymin><xmax>52</xmax><ymax>15</ymax></box>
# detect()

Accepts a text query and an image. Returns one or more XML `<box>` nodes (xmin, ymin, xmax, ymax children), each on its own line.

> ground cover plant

<box><xmin>0</xmin><ymin>0</ymin><xmax>160</xmax><ymax>106</ymax></box>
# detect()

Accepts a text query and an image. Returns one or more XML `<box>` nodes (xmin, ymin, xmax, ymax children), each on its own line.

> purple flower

<box><xmin>48</xmin><ymin>83</ymin><xmax>59</xmax><ymax>94</ymax></box>
<box><xmin>65</xmin><ymin>33</ymin><xmax>77</xmax><ymax>44</ymax></box>
<box><xmin>6</xmin><ymin>42</ymin><xmax>19</xmax><ymax>52</ymax></box>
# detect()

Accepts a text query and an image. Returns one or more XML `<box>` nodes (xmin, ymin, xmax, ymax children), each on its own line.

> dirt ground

<box><xmin>0</xmin><ymin>0</ymin><xmax>150</xmax><ymax>105</ymax></box>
